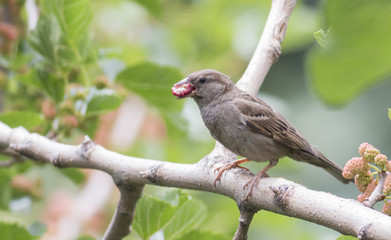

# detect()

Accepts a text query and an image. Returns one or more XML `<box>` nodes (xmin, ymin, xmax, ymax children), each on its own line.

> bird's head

<box><xmin>172</xmin><ymin>69</ymin><xmax>234</xmax><ymax>105</ymax></box>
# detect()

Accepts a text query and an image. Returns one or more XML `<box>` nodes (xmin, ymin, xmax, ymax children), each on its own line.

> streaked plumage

<box><xmin>172</xmin><ymin>69</ymin><xmax>349</xmax><ymax>197</ymax></box>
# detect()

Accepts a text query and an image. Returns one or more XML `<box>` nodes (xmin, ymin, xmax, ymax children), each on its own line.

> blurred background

<box><xmin>0</xmin><ymin>0</ymin><xmax>390</xmax><ymax>239</ymax></box>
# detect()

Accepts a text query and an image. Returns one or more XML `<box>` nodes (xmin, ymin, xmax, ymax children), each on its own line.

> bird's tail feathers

<box><xmin>289</xmin><ymin>148</ymin><xmax>351</xmax><ymax>184</ymax></box>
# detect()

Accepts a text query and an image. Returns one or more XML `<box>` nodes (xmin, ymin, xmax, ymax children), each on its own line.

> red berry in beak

<box><xmin>172</xmin><ymin>79</ymin><xmax>195</xmax><ymax>99</ymax></box>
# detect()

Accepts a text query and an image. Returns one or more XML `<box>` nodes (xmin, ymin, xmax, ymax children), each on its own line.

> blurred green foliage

<box><xmin>0</xmin><ymin>169</ymin><xmax>12</xmax><ymax>210</ymax></box>
<box><xmin>308</xmin><ymin>0</ymin><xmax>391</xmax><ymax>105</ymax></box>
<box><xmin>0</xmin><ymin>222</ymin><xmax>36</xmax><ymax>240</ymax></box>
<box><xmin>116</xmin><ymin>62</ymin><xmax>186</xmax><ymax>137</ymax></box>
<box><xmin>0</xmin><ymin>0</ymin><xmax>390</xmax><ymax>239</ymax></box>
<box><xmin>58</xmin><ymin>168</ymin><xmax>86</xmax><ymax>185</ymax></box>
<box><xmin>0</xmin><ymin>111</ymin><xmax>42</xmax><ymax>129</ymax></box>
<box><xmin>77</xmin><ymin>236</ymin><xmax>96</xmax><ymax>240</ymax></box>
<box><xmin>336</xmin><ymin>236</ymin><xmax>358</xmax><ymax>240</ymax></box>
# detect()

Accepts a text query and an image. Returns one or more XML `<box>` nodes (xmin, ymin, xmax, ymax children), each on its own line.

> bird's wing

<box><xmin>234</xmin><ymin>95</ymin><xmax>312</xmax><ymax>153</ymax></box>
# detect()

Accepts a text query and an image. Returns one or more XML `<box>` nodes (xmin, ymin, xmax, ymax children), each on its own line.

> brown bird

<box><xmin>172</xmin><ymin>69</ymin><xmax>349</xmax><ymax>198</ymax></box>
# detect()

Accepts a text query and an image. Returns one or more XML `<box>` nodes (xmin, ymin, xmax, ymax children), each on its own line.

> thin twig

<box><xmin>103</xmin><ymin>184</ymin><xmax>144</xmax><ymax>240</ymax></box>
<box><xmin>363</xmin><ymin>171</ymin><xmax>388</xmax><ymax>208</ymax></box>
<box><xmin>0</xmin><ymin>149</ymin><xmax>27</xmax><ymax>167</ymax></box>
<box><xmin>0</xmin><ymin>157</ymin><xmax>18</xmax><ymax>167</ymax></box>
<box><xmin>233</xmin><ymin>207</ymin><xmax>256</xmax><ymax>240</ymax></box>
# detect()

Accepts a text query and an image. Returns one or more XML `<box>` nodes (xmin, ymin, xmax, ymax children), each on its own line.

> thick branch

<box><xmin>1</xmin><ymin>122</ymin><xmax>391</xmax><ymax>240</ymax></box>
<box><xmin>236</xmin><ymin>0</ymin><xmax>297</xmax><ymax>94</ymax></box>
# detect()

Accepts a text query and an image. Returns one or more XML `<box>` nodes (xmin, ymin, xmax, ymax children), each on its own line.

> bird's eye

<box><xmin>200</xmin><ymin>77</ymin><xmax>206</xmax><ymax>83</ymax></box>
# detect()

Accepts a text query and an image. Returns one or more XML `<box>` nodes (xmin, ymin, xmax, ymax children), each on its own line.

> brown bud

<box><xmin>61</xmin><ymin>115</ymin><xmax>78</xmax><ymax>128</ymax></box>
<box><xmin>41</xmin><ymin>99</ymin><xmax>57</xmax><ymax>120</ymax></box>
<box><xmin>93</xmin><ymin>75</ymin><xmax>110</xmax><ymax>89</ymax></box>
<box><xmin>59</xmin><ymin>100</ymin><xmax>74</xmax><ymax>115</ymax></box>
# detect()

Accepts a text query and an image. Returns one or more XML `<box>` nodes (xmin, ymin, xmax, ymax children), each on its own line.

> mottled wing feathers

<box><xmin>234</xmin><ymin>95</ymin><xmax>312</xmax><ymax>154</ymax></box>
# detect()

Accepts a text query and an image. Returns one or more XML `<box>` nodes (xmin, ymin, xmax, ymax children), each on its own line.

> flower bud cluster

<box><xmin>354</xmin><ymin>171</ymin><xmax>373</xmax><ymax>192</ymax></box>
<box><xmin>343</xmin><ymin>143</ymin><xmax>391</xmax><ymax>215</ymax></box>
<box><xmin>358</xmin><ymin>142</ymin><xmax>383</xmax><ymax>162</ymax></box>
<box><xmin>382</xmin><ymin>201</ymin><xmax>391</xmax><ymax>216</ymax></box>
<box><xmin>384</xmin><ymin>174</ymin><xmax>391</xmax><ymax>196</ymax></box>
<box><xmin>342</xmin><ymin>157</ymin><xmax>369</xmax><ymax>179</ymax></box>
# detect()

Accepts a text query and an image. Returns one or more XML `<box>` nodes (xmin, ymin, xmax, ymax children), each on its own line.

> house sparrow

<box><xmin>172</xmin><ymin>69</ymin><xmax>349</xmax><ymax>197</ymax></box>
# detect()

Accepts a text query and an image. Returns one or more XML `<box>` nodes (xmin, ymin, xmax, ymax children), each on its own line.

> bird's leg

<box><xmin>243</xmin><ymin>159</ymin><xmax>279</xmax><ymax>200</ymax></box>
<box><xmin>214</xmin><ymin>158</ymin><xmax>251</xmax><ymax>187</ymax></box>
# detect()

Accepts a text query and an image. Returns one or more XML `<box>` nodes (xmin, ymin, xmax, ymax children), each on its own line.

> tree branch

<box><xmin>363</xmin><ymin>171</ymin><xmax>388</xmax><ymax>208</ymax></box>
<box><xmin>1</xmin><ymin>122</ymin><xmax>391</xmax><ymax>240</ymax></box>
<box><xmin>236</xmin><ymin>0</ymin><xmax>296</xmax><ymax>94</ymax></box>
<box><xmin>233</xmin><ymin>207</ymin><xmax>256</xmax><ymax>240</ymax></box>
<box><xmin>102</xmin><ymin>184</ymin><xmax>144</xmax><ymax>240</ymax></box>
<box><xmin>0</xmin><ymin>156</ymin><xmax>24</xmax><ymax>167</ymax></box>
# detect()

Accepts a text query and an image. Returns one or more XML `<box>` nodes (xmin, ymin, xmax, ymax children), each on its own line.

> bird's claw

<box><xmin>242</xmin><ymin>172</ymin><xmax>270</xmax><ymax>201</ymax></box>
<box><xmin>236</xmin><ymin>165</ymin><xmax>250</xmax><ymax>171</ymax></box>
<box><xmin>213</xmin><ymin>164</ymin><xmax>231</xmax><ymax>187</ymax></box>
<box><xmin>213</xmin><ymin>158</ymin><xmax>251</xmax><ymax>187</ymax></box>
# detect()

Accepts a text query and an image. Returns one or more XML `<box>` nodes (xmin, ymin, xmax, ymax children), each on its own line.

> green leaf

<box><xmin>160</xmin><ymin>189</ymin><xmax>189</xmax><ymax>208</ymax></box>
<box><xmin>58</xmin><ymin>168</ymin><xmax>86</xmax><ymax>185</ymax></box>
<box><xmin>116</xmin><ymin>62</ymin><xmax>183</xmax><ymax>111</ymax></box>
<box><xmin>164</xmin><ymin>199</ymin><xmax>207</xmax><ymax>240</ymax></box>
<box><xmin>15</xmin><ymin>68</ymin><xmax>64</xmax><ymax>103</ymax></box>
<box><xmin>133</xmin><ymin>195</ymin><xmax>176</xmax><ymax>239</ymax></box>
<box><xmin>28</xmin><ymin>15</ymin><xmax>61</xmax><ymax>63</ymax></box>
<box><xmin>36</xmin><ymin>68</ymin><xmax>65</xmax><ymax>102</ymax></box>
<box><xmin>133</xmin><ymin>192</ymin><xmax>208</xmax><ymax>240</ymax></box>
<box><xmin>336</xmin><ymin>235</ymin><xmax>358</xmax><ymax>240</ymax></box>
<box><xmin>307</xmin><ymin>0</ymin><xmax>391</xmax><ymax>105</ymax></box>
<box><xmin>0</xmin><ymin>222</ymin><xmax>34</xmax><ymax>240</ymax></box>
<box><xmin>174</xmin><ymin>230</ymin><xmax>228</xmax><ymax>240</ymax></box>
<box><xmin>388</xmin><ymin>108</ymin><xmax>391</xmax><ymax>120</ymax></box>
<box><xmin>36</xmin><ymin>0</ymin><xmax>93</xmax><ymax>68</ymax></box>
<box><xmin>80</xmin><ymin>116</ymin><xmax>99</xmax><ymax>139</ymax></box>
<box><xmin>0</xmin><ymin>111</ymin><xmax>43</xmax><ymax>129</ymax></box>
<box><xmin>116</xmin><ymin>62</ymin><xmax>186</xmax><ymax>136</ymax></box>
<box><xmin>86</xmin><ymin>90</ymin><xmax>122</xmax><ymax>114</ymax></box>
<box><xmin>43</xmin><ymin>0</ymin><xmax>92</xmax><ymax>46</ymax></box>
<box><xmin>0</xmin><ymin>169</ymin><xmax>12</xmax><ymax>210</ymax></box>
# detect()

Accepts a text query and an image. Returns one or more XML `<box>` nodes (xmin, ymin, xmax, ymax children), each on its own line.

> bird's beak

<box><xmin>171</xmin><ymin>78</ymin><xmax>196</xmax><ymax>99</ymax></box>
